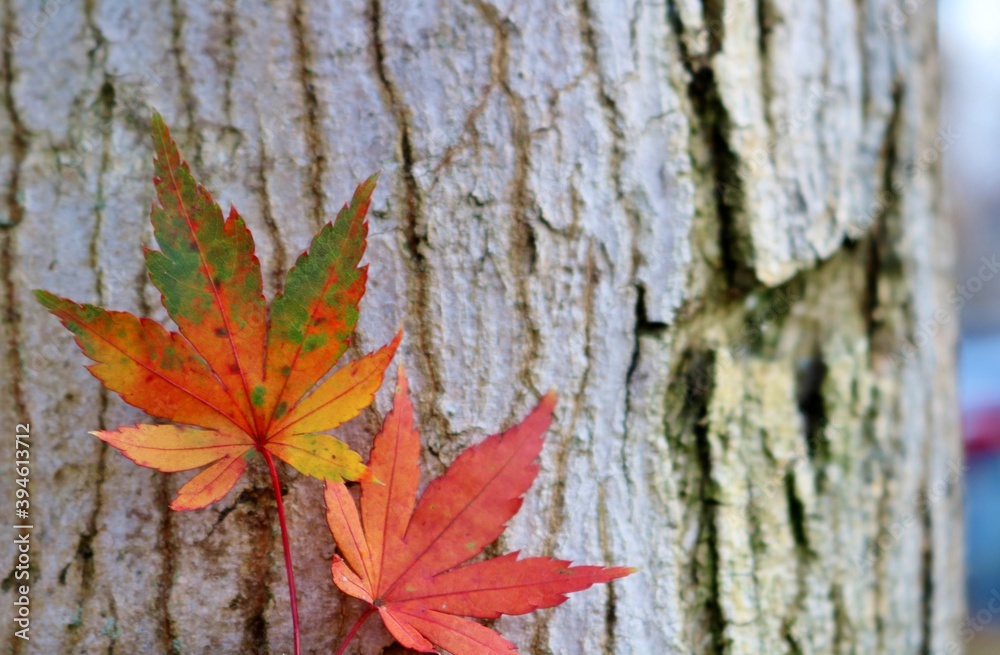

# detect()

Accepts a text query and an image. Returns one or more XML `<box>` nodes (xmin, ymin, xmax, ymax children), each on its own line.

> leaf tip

<box><xmin>33</xmin><ymin>289</ymin><xmax>56</xmax><ymax>308</ymax></box>
<box><xmin>535</xmin><ymin>390</ymin><xmax>558</xmax><ymax>419</ymax></box>
<box><xmin>150</xmin><ymin>109</ymin><xmax>167</xmax><ymax>139</ymax></box>
<box><xmin>386</xmin><ymin>328</ymin><xmax>404</xmax><ymax>360</ymax></box>
<box><xmin>168</xmin><ymin>490</ymin><xmax>198</xmax><ymax>512</ymax></box>
<box><xmin>169</xmin><ymin>489</ymin><xmax>218</xmax><ymax>512</ymax></box>
<box><xmin>357</xmin><ymin>466</ymin><xmax>380</xmax><ymax>485</ymax></box>
<box><xmin>395</xmin><ymin>362</ymin><xmax>410</xmax><ymax>395</ymax></box>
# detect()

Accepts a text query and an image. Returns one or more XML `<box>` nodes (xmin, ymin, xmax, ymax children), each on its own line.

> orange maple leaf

<box><xmin>36</xmin><ymin>112</ymin><xmax>399</xmax><ymax>511</ymax></box>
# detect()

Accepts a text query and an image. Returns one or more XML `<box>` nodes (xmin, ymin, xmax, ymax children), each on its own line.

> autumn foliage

<box><xmin>36</xmin><ymin>112</ymin><xmax>632</xmax><ymax>655</ymax></box>
<box><xmin>327</xmin><ymin>368</ymin><xmax>634</xmax><ymax>654</ymax></box>
<box><xmin>36</xmin><ymin>113</ymin><xmax>398</xmax><ymax>511</ymax></box>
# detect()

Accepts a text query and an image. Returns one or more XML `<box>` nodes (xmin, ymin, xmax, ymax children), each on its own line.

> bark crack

<box><xmin>667</xmin><ymin>0</ymin><xmax>757</xmax><ymax>291</ymax></box>
<box><xmin>831</xmin><ymin>582</ymin><xmax>849</xmax><ymax>654</ymax></box>
<box><xmin>529</xmin><ymin>245</ymin><xmax>598</xmax><ymax>651</ymax></box>
<box><xmin>597</xmin><ymin>486</ymin><xmax>619</xmax><ymax>655</ymax></box>
<box><xmin>473</xmin><ymin>0</ymin><xmax>543</xmax><ymax>411</ymax></box>
<box><xmin>290</xmin><ymin>0</ymin><xmax>329</xmax><ymax>229</ymax></box>
<box><xmin>89</xmin><ymin>77</ymin><xmax>113</xmax><ymax>309</ymax></box>
<box><xmin>817</xmin><ymin>0</ymin><xmax>834</xmax><ymax>227</ymax></box>
<box><xmin>156</xmin><ymin>478</ymin><xmax>181</xmax><ymax>654</ymax></box>
<box><xmin>675</xmin><ymin>350</ymin><xmax>727</xmax><ymax>654</ymax></box>
<box><xmin>0</xmin><ymin>0</ymin><xmax>27</xmax><ymax>471</ymax></box>
<box><xmin>219</xmin><ymin>0</ymin><xmax>238</xmax><ymax>124</ymax></box>
<box><xmin>428</xmin><ymin>84</ymin><xmax>494</xmax><ymax>188</ymax></box>
<box><xmin>577</xmin><ymin>0</ymin><xmax>675</xmax><ymax>494</ymax></box>
<box><xmin>64</xmin><ymin>22</ymin><xmax>117</xmax><ymax>648</ymax></box>
<box><xmin>577</xmin><ymin>0</ymin><xmax>649</xmax><ymax>303</ymax></box>
<box><xmin>83</xmin><ymin>0</ymin><xmax>107</xmax><ymax>69</ymax></box>
<box><xmin>168</xmin><ymin>0</ymin><xmax>201</xmax><ymax>163</ymax></box>
<box><xmin>862</xmin><ymin>81</ymin><xmax>905</xmax><ymax>357</ymax></box>
<box><xmin>756</xmin><ymin>0</ymin><xmax>775</xmax><ymax>147</ymax></box>
<box><xmin>627</xmin><ymin>288</ymin><xmax>670</xmax><ymax>392</ymax></box>
<box><xmin>780</xmin><ymin>466</ymin><xmax>814</xmax><ymax>653</ymax></box>
<box><xmin>795</xmin><ymin>351</ymin><xmax>829</xmax><ymax>491</ymax></box>
<box><xmin>65</xmin><ymin>438</ymin><xmax>109</xmax><ymax>649</ymax></box>
<box><xmin>0</xmin><ymin>0</ymin><xmax>28</xmax><ymax>497</ymax></box>
<box><xmin>622</xmin><ymin>287</ymin><xmax>669</xmax><ymax>497</ymax></box>
<box><xmin>872</xmin><ymin>450</ymin><xmax>892</xmax><ymax>653</ymax></box>
<box><xmin>105</xmin><ymin>595</ymin><xmax>120</xmax><ymax>655</ymax></box>
<box><xmin>694</xmin><ymin>384</ymin><xmax>727</xmax><ymax>655</ymax></box>
<box><xmin>854</xmin><ymin>0</ymin><xmax>870</xmax><ymax>116</ymax></box>
<box><xmin>254</xmin><ymin>129</ymin><xmax>288</xmax><ymax>293</ymax></box>
<box><xmin>918</xmin><ymin>496</ymin><xmax>934</xmax><ymax>655</ymax></box>
<box><xmin>918</xmin><ymin>396</ymin><xmax>936</xmax><ymax>655</ymax></box>
<box><xmin>369</xmin><ymin>0</ymin><xmax>450</xmax><ymax>441</ymax></box>
<box><xmin>1</xmin><ymin>0</ymin><xmax>27</xmax><ymax>231</ymax></box>
<box><xmin>236</xmin><ymin>467</ymin><xmax>278</xmax><ymax>654</ymax></box>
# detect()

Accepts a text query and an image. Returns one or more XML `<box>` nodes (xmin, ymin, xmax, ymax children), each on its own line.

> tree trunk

<box><xmin>0</xmin><ymin>0</ymin><xmax>961</xmax><ymax>654</ymax></box>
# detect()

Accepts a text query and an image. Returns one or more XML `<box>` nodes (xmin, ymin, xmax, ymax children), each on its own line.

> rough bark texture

<box><xmin>0</xmin><ymin>1</ymin><xmax>962</xmax><ymax>654</ymax></box>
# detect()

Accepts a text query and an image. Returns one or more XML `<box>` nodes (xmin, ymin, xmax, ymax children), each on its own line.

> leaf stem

<box><xmin>333</xmin><ymin>606</ymin><xmax>376</xmax><ymax>655</ymax></box>
<box><xmin>263</xmin><ymin>449</ymin><xmax>301</xmax><ymax>655</ymax></box>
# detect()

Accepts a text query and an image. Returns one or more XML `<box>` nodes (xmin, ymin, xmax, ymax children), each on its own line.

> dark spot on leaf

<box><xmin>273</xmin><ymin>402</ymin><xmax>288</xmax><ymax>420</ymax></box>
<box><xmin>251</xmin><ymin>385</ymin><xmax>266</xmax><ymax>408</ymax></box>
<box><xmin>215</xmin><ymin>328</ymin><xmax>227</xmax><ymax>337</ymax></box>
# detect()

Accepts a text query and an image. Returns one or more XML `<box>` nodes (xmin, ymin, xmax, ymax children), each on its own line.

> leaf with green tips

<box><xmin>147</xmin><ymin>114</ymin><xmax>268</xmax><ymax>431</ymax></box>
<box><xmin>264</xmin><ymin>173</ymin><xmax>377</xmax><ymax>424</ymax></box>
<box><xmin>35</xmin><ymin>112</ymin><xmax>399</xmax><ymax>510</ymax></box>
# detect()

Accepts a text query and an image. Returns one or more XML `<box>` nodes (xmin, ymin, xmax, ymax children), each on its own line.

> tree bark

<box><xmin>0</xmin><ymin>0</ymin><xmax>961</xmax><ymax>654</ymax></box>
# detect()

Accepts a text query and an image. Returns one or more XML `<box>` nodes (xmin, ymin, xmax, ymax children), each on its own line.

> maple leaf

<box><xmin>35</xmin><ymin>112</ymin><xmax>400</xmax><ymax>511</ymax></box>
<box><xmin>325</xmin><ymin>367</ymin><xmax>635</xmax><ymax>655</ymax></box>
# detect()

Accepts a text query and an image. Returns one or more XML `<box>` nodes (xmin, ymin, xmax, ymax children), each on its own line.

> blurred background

<box><xmin>941</xmin><ymin>0</ymin><xmax>1000</xmax><ymax>652</ymax></box>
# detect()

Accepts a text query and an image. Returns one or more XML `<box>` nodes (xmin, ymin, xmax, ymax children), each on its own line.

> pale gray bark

<box><xmin>0</xmin><ymin>0</ymin><xmax>962</xmax><ymax>654</ymax></box>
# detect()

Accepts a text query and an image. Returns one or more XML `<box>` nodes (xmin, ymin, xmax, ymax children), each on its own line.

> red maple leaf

<box><xmin>326</xmin><ymin>367</ymin><xmax>635</xmax><ymax>654</ymax></box>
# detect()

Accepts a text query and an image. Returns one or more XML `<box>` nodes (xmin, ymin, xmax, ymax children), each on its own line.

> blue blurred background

<box><xmin>941</xmin><ymin>0</ymin><xmax>1000</xmax><ymax>651</ymax></box>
